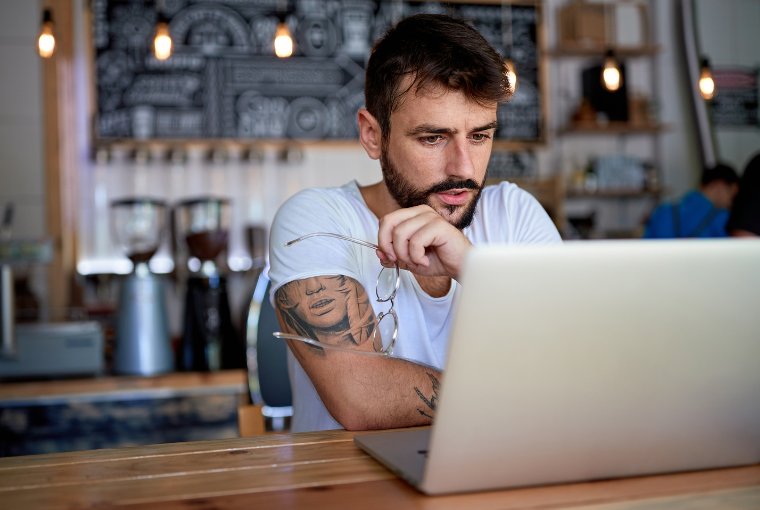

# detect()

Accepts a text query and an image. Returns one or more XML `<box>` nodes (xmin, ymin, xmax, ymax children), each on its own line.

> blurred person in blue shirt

<box><xmin>644</xmin><ymin>164</ymin><xmax>739</xmax><ymax>238</ymax></box>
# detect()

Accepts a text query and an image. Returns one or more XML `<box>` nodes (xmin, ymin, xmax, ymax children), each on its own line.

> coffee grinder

<box><xmin>176</xmin><ymin>198</ymin><xmax>244</xmax><ymax>371</ymax></box>
<box><xmin>111</xmin><ymin>198</ymin><xmax>173</xmax><ymax>375</ymax></box>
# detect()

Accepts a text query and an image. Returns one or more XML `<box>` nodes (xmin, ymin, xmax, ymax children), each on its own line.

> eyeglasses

<box><xmin>273</xmin><ymin>232</ymin><xmax>400</xmax><ymax>357</ymax></box>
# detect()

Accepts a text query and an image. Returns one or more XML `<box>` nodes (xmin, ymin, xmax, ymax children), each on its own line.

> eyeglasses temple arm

<box><xmin>284</xmin><ymin>232</ymin><xmax>381</xmax><ymax>251</ymax></box>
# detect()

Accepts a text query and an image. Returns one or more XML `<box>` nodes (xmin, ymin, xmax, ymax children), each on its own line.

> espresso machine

<box><xmin>176</xmin><ymin>198</ymin><xmax>244</xmax><ymax>371</ymax></box>
<box><xmin>111</xmin><ymin>198</ymin><xmax>173</xmax><ymax>375</ymax></box>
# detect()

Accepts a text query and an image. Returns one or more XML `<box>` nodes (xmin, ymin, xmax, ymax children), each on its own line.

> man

<box><xmin>728</xmin><ymin>153</ymin><xmax>760</xmax><ymax>237</ymax></box>
<box><xmin>644</xmin><ymin>164</ymin><xmax>739</xmax><ymax>238</ymax></box>
<box><xmin>268</xmin><ymin>14</ymin><xmax>561</xmax><ymax>433</ymax></box>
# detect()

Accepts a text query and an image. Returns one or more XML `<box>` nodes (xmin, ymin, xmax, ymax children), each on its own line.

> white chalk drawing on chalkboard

<box><xmin>250</xmin><ymin>15</ymin><xmax>278</xmax><ymax>55</ymax></box>
<box><xmin>93</xmin><ymin>0</ymin><xmax>109</xmax><ymax>49</ymax></box>
<box><xmin>226</xmin><ymin>58</ymin><xmax>344</xmax><ymax>95</ymax></box>
<box><xmin>156</xmin><ymin>109</ymin><xmax>204</xmax><ymax>138</ymax></box>
<box><xmin>123</xmin><ymin>74</ymin><xmax>202</xmax><ymax>107</ymax></box>
<box><xmin>161</xmin><ymin>0</ymin><xmax>187</xmax><ymax>17</ymax></box>
<box><xmin>299</xmin><ymin>14</ymin><xmax>338</xmax><ymax>58</ymax></box>
<box><xmin>498</xmin><ymin>79</ymin><xmax>540</xmax><ymax>140</ymax></box>
<box><xmin>324</xmin><ymin>97</ymin><xmax>348</xmax><ymax>138</ymax></box>
<box><xmin>96</xmin><ymin>50</ymin><xmax>132</xmax><ymax>88</ymax></box>
<box><xmin>94</xmin><ymin>0</ymin><xmax>543</xmax><ymax>143</ymax></box>
<box><xmin>340</xmin><ymin>4</ymin><xmax>374</xmax><ymax>59</ymax></box>
<box><xmin>288</xmin><ymin>97</ymin><xmax>329</xmax><ymax>139</ymax></box>
<box><xmin>132</xmin><ymin>105</ymin><xmax>156</xmax><ymax>139</ymax></box>
<box><xmin>111</xmin><ymin>4</ymin><xmax>155</xmax><ymax>49</ymax></box>
<box><xmin>100</xmin><ymin>109</ymin><xmax>131</xmax><ymax>138</ymax></box>
<box><xmin>236</xmin><ymin>90</ymin><xmax>290</xmax><ymax>138</ymax></box>
<box><xmin>170</xmin><ymin>4</ymin><xmax>252</xmax><ymax>53</ymax></box>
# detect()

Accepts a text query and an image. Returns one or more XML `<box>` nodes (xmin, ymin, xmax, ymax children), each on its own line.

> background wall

<box><xmin>695</xmin><ymin>0</ymin><xmax>760</xmax><ymax>173</ymax></box>
<box><xmin>0</xmin><ymin>0</ymin><xmax>46</xmax><ymax>239</ymax></box>
<box><xmin>0</xmin><ymin>0</ymin><xmax>708</xmax><ymax>279</ymax></box>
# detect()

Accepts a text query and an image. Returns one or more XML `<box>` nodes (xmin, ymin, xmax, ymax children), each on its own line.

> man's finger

<box><xmin>377</xmin><ymin>205</ymin><xmax>434</xmax><ymax>260</ymax></box>
<box><xmin>389</xmin><ymin>212</ymin><xmax>439</xmax><ymax>266</ymax></box>
<box><xmin>408</xmin><ymin>222</ymin><xmax>450</xmax><ymax>267</ymax></box>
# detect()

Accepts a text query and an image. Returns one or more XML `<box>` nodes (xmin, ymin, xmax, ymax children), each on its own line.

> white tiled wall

<box><xmin>0</xmin><ymin>0</ymin><xmax>46</xmax><ymax>238</ymax></box>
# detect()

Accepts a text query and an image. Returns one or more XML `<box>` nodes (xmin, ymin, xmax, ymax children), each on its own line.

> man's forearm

<box><xmin>290</xmin><ymin>344</ymin><xmax>441</xmax><ymax>430</ymax></box>
<box><xmin>275</xmin><ymin>275</ymin><xmax>441</xmax><ymax>430</ymax></box>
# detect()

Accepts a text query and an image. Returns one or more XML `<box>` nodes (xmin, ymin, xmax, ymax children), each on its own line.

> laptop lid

<box><xmin>419</xmin><ymin>240</ymin><xmax>760</xmax><ymax>495</ymax></box>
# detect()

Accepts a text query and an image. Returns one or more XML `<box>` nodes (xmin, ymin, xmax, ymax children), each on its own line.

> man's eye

<box><xmin>471</xmin><ymin>133</ymin><xmax>489</xmax><ymax>142</ymax></box>
<box><xmin>421</xmin><ymin>135</ymin><xmax>442</xmax><ymax>144</ymax></box>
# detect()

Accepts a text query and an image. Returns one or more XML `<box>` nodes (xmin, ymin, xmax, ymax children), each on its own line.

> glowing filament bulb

<box><xmin>274</xmin><ymin>22</ymin><xmax>293</xmax><ymax>58</ymax></box>
<box><xmin>504</xmin><ymin>58</ymin><xmax>518</xmax><ymax>95</ymax></box>
<box><xmin>699</xmin><ymin>59</ymin><xmax>715</xmax><ymax>100</ymax></box>
<box><xmin>38</xmin><ymin>11</ymin><xmax>55</xmax><ymax>58</ymax></box>
<box><xmin>602</xmin><ymin>51</ymin><xmax>622</xmax><ymax>92</ymax></box>
<box><xmin>154</xmin><ymin>22</ymin><xmax>172</xmax><ymax>60</ymax></box>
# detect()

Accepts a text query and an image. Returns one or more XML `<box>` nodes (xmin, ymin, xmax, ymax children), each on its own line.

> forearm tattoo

<box><xmin>414</xmin><ymin>373</ymin><xmax>440</xmax><ymax>419</ymax></box>
<box><xmin>275</xmin><ymin>275</ymin><xmax>376</xmax><ymax>356</ymax></box>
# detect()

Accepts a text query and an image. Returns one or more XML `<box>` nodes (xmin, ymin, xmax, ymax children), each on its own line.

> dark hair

<box><xmin>364</xmin><ymin>14</ymin><xmax>510</xmax><ymax>141</ymax></box>
<box><xmin>701</xmin><ymin>163</ymin><xmax>738</xmax><ymax>186</ymax></box>
<box><xmin>727</xmin><ymin>153</ymin><xmax>760</xmax><ymax>235</ymax></box>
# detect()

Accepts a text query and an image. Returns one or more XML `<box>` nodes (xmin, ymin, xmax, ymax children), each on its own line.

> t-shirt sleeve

<box><xmin>268</xmin><ymin>188</ymin><xmax>363</xmax><ymax>305</ymax></box>
<box><xmin>498</xmin><ymin>182</ymin><xmax>563</xmax><ymax>244</ymax></box>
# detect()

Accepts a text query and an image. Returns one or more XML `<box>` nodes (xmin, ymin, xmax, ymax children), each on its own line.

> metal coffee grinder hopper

<box><xmin>176</xmin><ymin>198</ymin><xmax>243</xmax><ymax>372</ymax></box>
<box><xmin>110</xmin><ymin>198</ymin><xmax>173</xmax><ymax>375</ymax></box>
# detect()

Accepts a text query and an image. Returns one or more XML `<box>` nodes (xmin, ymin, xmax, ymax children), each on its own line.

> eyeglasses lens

<box><xmin>374</xmin><ymin>313</ymin><xmax>397</xmax><ymax>353</ymax></box>
<box><xmin>377</xmin><ymin>265</ymin><xmax>398</xmax><ymax>301</ymax></box>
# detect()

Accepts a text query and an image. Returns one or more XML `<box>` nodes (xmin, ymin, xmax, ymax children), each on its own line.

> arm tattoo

<box><xmin>275</xmin><ymin>275</ymin><xmax>376</xmax><ymax>357</ymax></box>
<box><xmin>414</xmin><ymin>373</ymin><xmax>440</xmax><ymax>419</ymax></box>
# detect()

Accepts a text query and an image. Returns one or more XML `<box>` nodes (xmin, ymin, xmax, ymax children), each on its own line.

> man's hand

<box><xmin>376</xmin><ymin>205</ymin><xmax>472</xmax><ymax>280</ymax></box>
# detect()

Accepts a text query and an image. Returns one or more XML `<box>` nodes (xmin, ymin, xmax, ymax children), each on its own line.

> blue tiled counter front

<box><xmin>0</xmin><ymin>371</ymin><xmax>248</xmax><ymax>457</ymax></box>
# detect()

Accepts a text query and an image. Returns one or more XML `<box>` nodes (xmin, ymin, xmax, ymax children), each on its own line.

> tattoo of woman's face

<box><xmin>277</xmin><ymin>275</ymin><xmax>377</xmax><ymax>351</ymax></box>
<box><xmin>289</xmin><ymin>275</ymin><xmax>351</xmax><ymax>330</ymax></box>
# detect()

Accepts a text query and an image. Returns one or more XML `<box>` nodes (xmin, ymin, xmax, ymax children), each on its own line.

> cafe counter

<box><xmin>0</xmin><ymin>370</ymin><xmax>248</xmax><ymax>457</ymax></box>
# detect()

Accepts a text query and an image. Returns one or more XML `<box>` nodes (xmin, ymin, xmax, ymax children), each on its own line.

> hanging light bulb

<box><xmin>274</xmin><ymin>21</ymin><xmax>293</xmax><ymax>58</ymax></box>
<box><xmin>38</xmin><ymin>9</ymin><xmax>56</xmax><ymax>58</ymax></box>
<box><xmin>504</xmin><ymin>58</ymin><xmax>518</xmax><ymax>95</ymax></box>
<box><xmin>602</xmin><ymin>49</ymin><xmax>622</xmax><ymax>92</ymax></box>
<box><xmin>154</xmin><ymin>21</ymin><xmax>172</xmax><ymax>60</ymax></box>
<box><xmin>699</xmin><ymin>57</ymin><xmax>715</xmax><ymax>100</ymax></box>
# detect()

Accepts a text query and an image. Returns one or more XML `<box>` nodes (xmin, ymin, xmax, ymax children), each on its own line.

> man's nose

<box><xmin>445</xmin><ymin>137</ymin><xmax>477</xmax><ymax>181</ymax></box>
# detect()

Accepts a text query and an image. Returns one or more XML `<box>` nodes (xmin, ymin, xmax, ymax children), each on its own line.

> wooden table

<box><xmin>1</xmin><ymin>427</ymin><xmax>759</xmax><ymax>510</ymax></box>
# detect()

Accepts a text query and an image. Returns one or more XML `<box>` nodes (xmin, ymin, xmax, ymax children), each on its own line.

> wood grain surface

<box><xmin>1</xmin><ymin>427</ymin><xmax>759</xmax><ymax>510</ymax></box>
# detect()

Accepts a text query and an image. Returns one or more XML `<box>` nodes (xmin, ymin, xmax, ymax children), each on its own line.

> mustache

<box><xmin>424</xmin><ymin>179</ymin><xmax>482</xmax><ymax>196</ymax></box>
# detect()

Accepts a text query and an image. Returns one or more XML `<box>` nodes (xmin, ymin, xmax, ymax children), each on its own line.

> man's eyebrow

<box><xmin>471</xmin><ymin>121</ymin><xmax>499</xmax><ymax>133</ymax></box>
<box><xmin>406</xmin><ymin>124</ymin><xmax>457</xmax><ymax>136</ymax></box>
<box><xmin>405</xmin><ymin>120</ymin><xmax>499</xmax><ymax>137</ymax></box>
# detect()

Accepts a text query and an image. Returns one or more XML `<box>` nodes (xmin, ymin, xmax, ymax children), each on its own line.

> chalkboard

<box><xmin>93</xmin><ymin>0</ymin><xmax>545</xmax><ymax>143</ymax></box>
<box><xmin>711</xmin><ymin>67</ymin><xmax>759</xmax><ymax>128</ymax></box>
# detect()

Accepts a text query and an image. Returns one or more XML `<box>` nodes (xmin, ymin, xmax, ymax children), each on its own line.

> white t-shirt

<box><xmin>268</xmin><ymin>180</ymin><xmax>561</xmax><ymax>432</ymax></box>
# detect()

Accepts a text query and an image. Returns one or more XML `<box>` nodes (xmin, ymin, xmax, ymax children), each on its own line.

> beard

<box><xmin>380</xmin><ymin>145</ymin><xmax>487</xmax><ymax>230</ymax></box>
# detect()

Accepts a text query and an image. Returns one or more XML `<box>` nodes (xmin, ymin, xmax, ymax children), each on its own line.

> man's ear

<box><xmin>357</xmin><ymin>109</ymin><xmax>382</xmax><ymax>160</ymax></box>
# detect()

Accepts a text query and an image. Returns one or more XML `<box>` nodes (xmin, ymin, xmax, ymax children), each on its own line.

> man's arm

<box><xmin>275</xmin><ymin>275</ymin><xmax>440</xmax><ymax>431</ymax></box>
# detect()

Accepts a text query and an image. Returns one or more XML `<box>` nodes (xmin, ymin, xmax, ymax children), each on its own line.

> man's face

<box><xmin>704</xmin><ymin>180</ymin><xmax>740</xmax><ymax>209</ymax></box>
<box><xmin>380</xmin><ymin>85</ymin><xmax>498</xmax><ymax>230</ymax></box>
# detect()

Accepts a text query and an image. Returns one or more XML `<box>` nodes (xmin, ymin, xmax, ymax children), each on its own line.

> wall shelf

<box><xmin>546</xmin><ymin>45</ymin><xmax>662</xmax><ymax>58</ymax></box>
<box><xmin>559</xmin><ymin>123</ymin><xmax>672</xmax><ymax>135</ymax></box>
<box><xmin>566</xmin><ymin>188</ymin><xmax>666</xmax><ymax>199</ymax></box>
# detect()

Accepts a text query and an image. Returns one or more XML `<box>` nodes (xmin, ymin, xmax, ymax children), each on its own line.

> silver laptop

<box><xmin>355</xmin><ymin>240</ymin><xmax>760</xmax><ymax>495</ymax></box>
